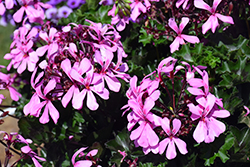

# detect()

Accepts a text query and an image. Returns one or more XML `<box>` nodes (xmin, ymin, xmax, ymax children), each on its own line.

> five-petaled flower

<box><xmin>194</xmin><ymin>0</ymin><xmax>234</xmax><ymax>34</ymax></box>
<box><xmin>168</xmin><ymin>17</ymin><xmax>200</xmax><ymax>53</ymax></box>
<box><xmin>159</xmin><ymin>118</ymin><xmax>188</xmax><ymax>159</ymax></box>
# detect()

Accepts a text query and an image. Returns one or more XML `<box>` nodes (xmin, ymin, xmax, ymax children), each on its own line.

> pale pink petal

<box><xmin>47</xmin><ymin>42</ymin><xmax>58</xmax><ymax>57</ymax></box>
<box><xmin>72</xmin><ymin>89</ymin><xmax>86</xmax><ymax>110</ymax></box>
<box><xmin>166</xmin><ymin>141</ymin><xmax>176</xmax><ymax>159</ymax></box>
<box><xmin>145</xmin><ymin>123</ymin><xmax>159</xmax><ymax>146</ymax></box>
<box><xmin>36</xmin><ymin>45</ymin><xmax>48</xmax><ymax>56</ymax></box>
<box><xmin>31</xmin><ymin>157</ymin><xmax>43</xmax><ymax>167</ymax></box>
<box><xmin>202</xmin><ymin>16</ymin><xmax>213</xmax><ymax>34</ymax></box>
<box><xmin>49</xmin><ymin>27</ymin><xmax>57</xmax><ymax>40</ymax></box>
<box><xmin>176</xmin><ymin>0</ymin><xmax>185</xmax><ymax>8</ymax></box>
<box><xmin>130</xmin><ymin>122</ymin><xmax>145</xmax><ymax>140</ymax></box>
<box><xmin>159</xmin><ymin>138</ymin><xmax>170</xmax><ymax>154</ymax></box>
<box><xmin>172</xmin><ymin>118</ymin><xmax>181</xmax><ymax>135</ymax></box>
<box><xmin>61</xmin><ymin>58</ymin><xmax>72</xmax><ymax>77</ymax></box>
<box><xmin>188</xmin><ymin>78</ymin><xmax>204</xmax><ymax>87</ymax></box>
<box><xmin>21</xmin><ymin>145</ymin><xmax>32</xmax><ymax>154</ymax></box>
<box><xmin>207</xmin><ymin>117</ymin><xmax>225</xmax><ymax>137</ymax></box>
<box><xmin>62</xmin><ymin>85</ymin><xmax>75</xmax><ymax>108</ymax></box>
<box><xmin>86</xmin><ymin>149</ymin><xmax>98</xmax><ymax>157</ymax></box>
<box><xmin>179</xmin><ymin>17</ymin><xmax>189</xmax><ymax>33</ymax></box>
<box><xmin>168</xmin><ymin>18</ymin><xmax>179</xmax><ymax>33</ymax></box>
<box><xmin>212</xmin><ymin>109</ymin><xmax>230</xmax><ymax>118</ymax></box>
<box><xmin>71</xmin><ymin>147</ymin><xmax>88</xmax><ymax>165</ymax></box>
<box><xmin>86</xmin><ymin>91</ymin><xmax>99</xmax><ymax>110</ymax></box>
<box><xmin>137</xmin><ymin>126</ymin><xmax>149</xmax><ymax>148</ymax></box>
<box><xmin>204</xmin><ymin>93</ymin><xmax>216</xmax><ymax>116</ymax></box>
<box><xmin>173</xmin><ymin>137</ymin><xmax>188</xmax><ymax>155</ymax></box>
<box><xmin>212</xmin><ymin>0</ymin><xmax>222</xmax><ymax>10</ymax></box>
<box><xmin>193</xmin><ymin>121</ymin><xmax>207</xmax><ymax>143</ymax></box>
<box><xmin>44</xmin><ymin>79</ymin><xmax>56</xmax><ymax>95</ymax></box>
<box><xmin>187</xmin><ymin>87</ymin><xmax>204</xmax><ymax>96</ymax></box>
<box><xmin>105</xmin><ymin>75</ymin><xmax>121</xmax><ymax>92</ymax></box>
<box><xmin>170</xmin><ymin>37</ymin><xmax>181</xmax><ymax>53</ymax></box>
<box><xmin>0</xmin><ymin>3</ymin><xmax>6</xmax><ymax>15</ymax></box>
<box><xmin>8</xmin><ymin>86</ymin><xmax>21</xmax><ymax>101</ymax></box>
<box><xmin>13</xmin><ymin>7</ymin><xmax>25</xmax><ymax>23</ymax></box>
<box><xmin>116</xmin><ymin>18</ymin><xmax>127</xmax><ymax>32</ymax></box>
<box><xmin>74</xmin><ymin>160</ymin><xmax>92</xmax><ymax>167</ymax></box>
<box><xmin>211</xmin><ymin>15</ymin><xmax>219</xmax><ymax>33</ymax></box>
<box><xmin>48</xmin><ymin>101</ymin><xmax>59</xmax><ymax>124</ymax></box>
<box><xmin>194</xmin><ymin>0</ymin><xmax>211</xmax><ymax>12</ymax></box>
<box><xmin>215</xmin><ymin>13</ymin><xmax>234</xmax><ymax>24</ymax></box>
<box><xmin>70</xmin><ymin>69</ymin><xmax>85</xmax><ymax>83</ymax></box>
<box><xmin>181</xmin><ymin>34</ymin><xmax>200</xmax><ymax>44</ymax></box>
<box><xmin>161</xmin><ymin>117</ymin><xmax>171</xmax><ymax>135</ymax></box>
<box><xmin>188</xmin><ymin>104</ymin><xmax>202</xmax><ymax>120</ymax></box>
<box><xmin>17</xmin><ymin>59</ymin><xmax>27</xmax><ymax>74</ymax></box>
<box><xmin>39</xmin><ymin>103</ymin><xmax>49</xmax><ymax>124</ymax></box>
<box><xmin>39</xmin><ymin>31</ymin><xmax>49</xmax><ymax>42</ymax></box>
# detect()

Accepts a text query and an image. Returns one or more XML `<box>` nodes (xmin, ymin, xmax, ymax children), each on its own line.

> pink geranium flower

<box><xmin>194</xmin><ymin>0</ymin><xmax>234</xmax><ymax>34</ymax></box>
<box><xmin>16</xmin><ymin>134</ymin><xmax>46</xmax><ymax>167</ymax></box>
<box><xmin>168</xmin><ymin>17</ymin><xmax>200</xmax><ymax>53</ymax></box>
<box><xmin>159</xmin><ymin>118</ymin><xmax>188</xmax><ymax>159</ymax></box>
<box><xmin>71</xmin><ymin>147</ymin><xmax>99</xmax><ymax>167</ymax></box>
<box><xmin>36</xmin><ymin>27</ymin><xmax>59</xmax><ymax>58</ymax></box>
<box><xmin>188</xmin><ymin>93</ymin><xmax>230</xmax><ymax>143</ymax></box>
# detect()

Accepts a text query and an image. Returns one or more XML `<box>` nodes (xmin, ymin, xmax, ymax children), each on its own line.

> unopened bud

<box><xmin>123</xmin><ymin>0</ymin><xmax>132</xmax><ymax>3</ymax></box>
<box><xmin>229</xmin><ymin>2</ymin><xmax>233</xmax><ymax>14</ymax></box>
<box><xmin>124</xmin><ymin>3</ymin><xmax>131</xmax><ymax>10</ymax></box>
<box><xmin>115</xmin><ymin>6</ymin><xmax>119</xmax><ymax>15</ymax></box>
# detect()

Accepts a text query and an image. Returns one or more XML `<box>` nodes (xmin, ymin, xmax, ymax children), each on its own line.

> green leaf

<box><xmin>173</xmin><ymin>44</ymin><xmax>193</xmax><ymax>62</ymax></box>
<box><xmin>86</xmin><ymin>0</ymin><xmax>99</xmax><ymax>10</ymax></box>
<box><xmin>139</xmin><ymin>162</ymin><xmax>154</xmax><ymax>167</ymax></box>
<box><xmin>238</xmin><ymin>111</ymin><xmax>250</xmax><ymax>128</ymax></box>
<box><xmin>139</xmin><ymin>28</ymin><xmax>153</xmax><ymax>46</ymax></box>
<box><xmin>105</xmin><ymin>128</ymin><xmax>131</xmax><ymax>166</ymax></box>
<box><xmin>218</xmin><ymin>35</ymin><xmax>250</xmax><ymax>57</ymax></box>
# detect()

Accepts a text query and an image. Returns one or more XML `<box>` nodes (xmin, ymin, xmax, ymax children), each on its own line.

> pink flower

<box><xmin>94</xmin><ymin>48</ymin><xmax>121</xmax><ymax>92</ymax></box>
<box><xmin>36</xmin><ymin>27</ymin><xmax>59</xmax><ymax>58</ymax></box>
<box><xmin>23</xmin><ymin>74</ymin><xmax>60</xmax><ymax>124</ymax></box>
<box><xmin>0</xmin><ymin>72</ymin><xmax>21</xmax><ymax>101</ymax></box>
<box><xmin>16</xmin><ymin>134</ymin><xmax>46</xmax><ymax>167</ymax></box>
<box><xmin>4</xmin><ymin>26</ymin><xmax>39</xmax><ymax>74</ymax></box>
<box><xmin>168</xmin><ymin>17</ymin><xmax>200</xmax><ymax>53</ymax></box>
<box><xmin>159</xmin><ymin>118</ymin><xmax>188</xmax><ymax>159</ymax></box>
<box><xmin>70</xmin><ymin>62</ymin><xmax>109</xmax><ymax>110</ymax></box>
<box><xmin>128</xmin><ymin>97</ymin><xmax>161</xmax><ymax>151</ymax></box>
<box><xmin>194</xmin><ymin>0</ymin><xmax>234</xmax><ymax>34</ymax></box>
<box><xmin>188</xmin><ymin>94</ymin><xmax>230</xmax><ymax>143</ymax></box>
<box><xmin>71</xmin><ymin>147</ymin><xmax>99</xmax><ymax>167</ymax></box>
<box><xmin>13</xmin><ymin>0</ymin><xmax>50</xmax><ymax>24</ymax></box>
<box><xmin>108</xmin><ymin>4</ymin><xmax>129</xmax><ymax>31</ymax></box>
<box><xmin>130</xmin><ymin>0</ymin><xmax>147</xmax><ymax>21</ymax></box>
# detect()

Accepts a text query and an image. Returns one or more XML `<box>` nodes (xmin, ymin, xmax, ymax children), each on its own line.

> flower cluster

<box><xmin>0</xmin><ymin>131</ymin><xmax>45</xmax><ymax>167</ymax></box>
<box><xmin>0</xmin><ymin>67</ymin><xmax>21</xmax><ymax>101</ymax></box>
<box><xmin>22</xmin><ymin>20</ymin><xmax>130</xmax><ymax>124</ymax></box>
<box><xmin>109</xmin><ymin>0</ymin><xmax>234</xmax><ymax>52</ymax></box>
<box><xmin>107</xmin><ymin>0</ymin><xmax>159</xmax><ymax>31</ymax></box>
<box><xmin>123</xmin><ymin>56</ymin><xmax>230</xmax><ymax>159</ymax></box>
